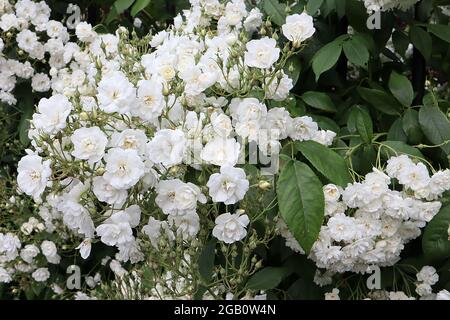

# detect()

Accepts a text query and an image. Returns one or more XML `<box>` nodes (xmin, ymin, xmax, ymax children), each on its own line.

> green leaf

<box><xmin>301</xmin><ymin>91</ymin><xmax>337</xmax><ymax>112</ymax></box>
<box><xmin>428</xmin><ymin>24</ymin><xmax>450</xmax><ymax>43</ymax></box>
<box><xmin>418</xmin><ymin>105</ymin><xmax>450</xmax><ymax>155</ymax></box>
<box><xmin>379</xmin><ymin>141</ymin><xmax>425</xmax><ymax>160</ymax></box>
<box><xmin>423</xmin><ymin>205</ymin><xmax>450</xmax><ymax>261</ymax></box>
<box><xmin>389</xmin><ymin>71</ymin><xmax>414</xmax><ymax>107</ymax></box>
<box><xmin>343</xmin><ymin>36</ymin><xmax>370</xmax><ymax>67</ymax></box>
<box><xmin>246</xmin><ymin>267</ymin><xmax>290</xmax><ymax>290</ymax></box>
<box><xmin>357</xmin><ymin>87</ymin><xmax>402</xmax><ymax>115</ymax></box>
<box><xmin>348</xmin><ymin>106</ymin><xmax>373</xmax><ymax>144</ymax></box>
<box><xmin>306</xmin><ymin>0</ymin><xmax>324</xmax><ymax>15</ymax></box>
<box><xmin>312</xmin><ymin>39</ymin><xmax>343</xmax><ymax>81</ymax></box>
<box><xmin>277</xmin><ymin>160</ymin><xmax>325</xmax><ymax>253</ymax></box>
<box><xmin>114</xmin><ymin>0</ymin><xmax>135</xmax><ymax>14</ymax></box>
<box><xmin>198</xmin><ymin>239</ymin><xmax>216</xmax><ymax>284</ymax></box>
<box><xmin>402</xmin><ymin>109</ymin><xmax>423</xmax><ymax>144</ymax></box>
<box><xmin>410</xmin><ymin>25</ymin><xmax>432</xmax><ymax>61</ymax></box>
<box><xmin>296</xmin><ymin>141</ymin><xmax>352</xmax><ymax>187</ymax></box>
<box><xmin>387</xmin><ymin>118</ymin><xmax>408</xmax><ymax>142</ymax></box>
<box><xmin>131</xmin><ymin>0</ymin><xmax>151</xmax><ymax>17</ymax></box>
<box><xmin>263</xmin><ymin>0</ymin><xmax>286</xmax><ymax>26</ymax></box>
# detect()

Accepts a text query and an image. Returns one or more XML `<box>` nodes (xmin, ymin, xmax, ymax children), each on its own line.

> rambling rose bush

<box><xmin>1</xmin><ymin>0</ymin><xmax>450</xmax><ymax>301</ymax></box>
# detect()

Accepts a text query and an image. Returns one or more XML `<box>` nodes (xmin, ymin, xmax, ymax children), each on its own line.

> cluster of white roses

<box><xmin>0</xmin><ymin>230</ymin><xmax>61</xmax><ymax>284</ymax></box>
<box><xmin>0</xmin><ymin>0</ymin><xmax>78</xmax><ymax>105</ymax></box>
<box><xmin>279</xmin><ymin>155</ymin><xmax>450</xmax><ymax>274</ymax></box>
<box><xmin>361</xmin><ymin>266</ymin><xmax>449</xmax><ymax>300</ymax></box>
<box><xmin>312</xmin><ymin>155</ymin><xmax>449</xmax><ymax>273</ymax></box>
<box><xmin>11</xmin><ymin>0</ymin><xmax>321</xmax><ymax>291</ymax></box>
<box><xmin>361</xmin><ymin>0</ymin><xmax>420</xmax><ymax>12</ymax></box>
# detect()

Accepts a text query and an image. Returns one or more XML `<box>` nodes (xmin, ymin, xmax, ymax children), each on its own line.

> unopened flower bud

<box><xmin>79</xmin><ymin>112</ymin><xmax>89</xmax><ymax>121</ymax></box>
<box><xmin>258</xmin><ymin>180</ymin><xmax>271</xmax><ymax>190</ymax></box>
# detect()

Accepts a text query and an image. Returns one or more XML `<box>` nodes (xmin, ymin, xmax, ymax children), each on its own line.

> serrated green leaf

<box><xmin>246</xmin><ymin>267</ymin><xmax>290</xmax><ymax>290</ymax></box>
<box><xmin>296</xmin><ymin>141</ymin><xmax>352</xmax><ymax>187</ymax></box>
<box><xmin>343</xmin><ymin>36</ymin><xmax>370</xmax><ymax>67</ymax></box>
<box><xmin>357</xmin><ymin>87</ymin><xmax>402</xmax><ymax>115</ymax></box>
<box><xmin>277</xmin><ymin>160</ymin><xmax>325</xmax><ymax>253</ymax></box>
<box><xmin>312</xmin><ymin>39</ymin><xmax>343</xmax><ymax>81</ymax></box>
<box><xmin>419</xmin><ymin>105</ymin><xmax>450</xmax><ymax>155</ymax></box>
<box><xmin>389</xmin><ymin>71</ymin><xmax>414</xmax><ymax>107</ymax></box>
<box><xmin>301</xmin><ymin>91</ymin><xmax>337</xmax><ymax>112</ymax></box>
<box><xmin>423</xmin><ymin>205</ymin><xmax>450</xmax><ymax>262</ymax></box>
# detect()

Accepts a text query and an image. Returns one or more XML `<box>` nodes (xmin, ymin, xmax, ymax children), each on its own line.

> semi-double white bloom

<box><xmin>244</xmin><ymin>37</ymin><xmax>280</xmax><ymax>69</ymax></box>
<box><xmin>212</xmin><ymin>211</ymin><xmax>250</xmax><ymax>244</ymax></box>
<box><xmin>103</xmin><ymin>148</ymin><xmax>145</xmax><ymax>190</ymax></box>
<box><xmin>71</xmin><ymin>126</ymin><xmax>108</xmax><ymax>163</ymax></box>
<box><xmin>207</xmin><ymin>166</ymin><xmax>249</xmax><ymax>205</ymax></box>
<box><xmin>17</xmin><ymin>154</ymin><xmax>52</xmax><ymax>200</ymax></box>
<box><xmin>31</xmin><ymin>94</ymin><xmax>72</xmax><ymax>135</ymax></box>
<box><xmin>282</xmin><ymin>13</ymin><xmax>316</xmax><ymax>43</ymax></box>
<box><xmin>156</xmin><ymin>179</ymin><xmax>206</xmax><ymax>216</ymax></box>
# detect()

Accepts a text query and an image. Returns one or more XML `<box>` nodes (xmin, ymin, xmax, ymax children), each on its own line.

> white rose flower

<box><xmin>0</xmin><ymin>13</ymin><xmax>19</xmax><ymax>31</ymax></box>
<box><xmin>17</xmin><ymin>154</ymin><xmax>52</xmax><ymax>200</ymax></box>
<box><xmin>168</xmin><ymin>211</ymin><xmax>200</xmax><ymax>239</ymax></box>
<box><xmin>71</xmin><ymin>126</ymin><xmax>108</xmax><ymax>163</ymax></box>
<box><xmin>134</xmin><ymin>79</ymin><xmax>164</xmax><ymax>122</ymax></box>
<box><xmin>76</xmin><ymin>239</ymin><xmax>92</xmax><ymax>260</ymax></box>
<box><xmin>324</xmin><ymin>288</ymin><xmax>340</xmax><ymax>300</ymax></box>
<box><xmin>156</xmin><ymin>179</ymin><xmax>206</xmax><ymax>216</ymax></box>
<box><xmin>224</xmin><ymin>0</ymin><xmax>247</xmax><ymax>26</ymax></box>
<box><xmin>92</xmin><ymin>176</ymin><xmax>128</xmax><ymax>206</ymax></box>
<box><xmin>212</xmin><ymin>211</ymin><xmax>250</xmax><ymax>244</ymax></box>
<box><xmin>282</xmin><ymin>13</ymin><xmax>316</xmax><ymax>43</ymax></box>
<box><xmin>31</xmin><ymin>94</ymin><xmax>72</xmax><ymax>135</ymax></box>
<box><xmin>0</xmin><ymin>267</ymin><xmax>12</xmax><ymax>283</ymax></box>
<box><xmin>32</xmin><ymin>268</ymin><xmax>50</xmax><ymax>282</ymax></box>
<box><xmin>289</xmin><ymin>116</ymin><xmax>319</xmax><ymax>141</ymax></box>
<box><xmin>31</xmin><ymin>73</ymin><xmax>51</xmax><ymax>92</ymax></box>
<box><xmin>210</xmin><ymin>112</ymin><xmax>233</xmax><ymax>138</ymax></box>
<box><xmin>327</xmin><ymin>213</ymin><xmax>361</xmax><ymax>242</ymax></box>
<box><xmin>265</xmin><ymin>107</ymin><xmax>293</xmax><ymax>140</ymax></box>
<box><xmin>436</xmin><ymin>290</ymin><xmax>450</xmax><ymax>300</ymax></box>
<box><xmin>20</xmin><ymin>244</ymin><xmax>40</xmax><ymax>264</ymax></box>
<box><xmin>41</xmin><ymin>240</ymin><xmax>60</xmax><ymax>264</ymax></box>
<box><xmin>40</xmin><ymin>240</ymin><xmax>57</xmax><ymax>257</ymax></box>
<box><xmin>312</xmin><ymin>130</ymin><xmax>336</xmax><ymax>146</ymax></box>
<box><xmin>244</xmin><ymin>8</ymin><xmax>263</xmax><ymax>33</ymax></box>
<box><xmin>323</xmin><ymin>184</ymin><xmax>341</xmax><ymax>202</ymax></box>
<box><xmin>417</xmin><ymin>266</ymin><xmax>439</xmax><ymax>286</ymax></box>
<box><xmin>103</xmin><ymin>148</ymin><xmax>145</xmax><ymax>190</ymax></box>
<box><xmin>415</xmin><ymin>283</ymin><xmax>432</xmax><ymax>297</ymax></box>
<box><xmin>75</xmin><ymin>21</ymin><xmax>95</xmax><ymax>42</ymax></box>
<box><xmin>244</xmin><ymin>37</ymin><xmax>280</xmax><ymax>69</ymax></box>
<box><xmin>207</xmin><ymin>166</ymin><xmax>249</xmax><ymax>205</ymax></box>
<box><xmin>110</xmin><ymin>129</ymin><xmax>148</xmax><ymax>156</ymax></box>
<box><xmin>266</xmin><ymin>71</ymin><xmax>293</xmax><ymax>101</ymax></box>
<box><xmin>96</xmin><ymin>209</ymin><xmax>137</xmax><ymax>247</ymax></box>
<box><xmin>142</xmin><ymin>217</ymin><xmax>174</xmax><ymax>249</ymax></box>
<box><xmin>201</xmin><ymin>137</ymin><xmax>241</xmax><ymax>167</ymax></box>
<box><xmin>397</xmin><ymin>162</ymin><xmax>430</xmax><ymax>191</ymax></box>
<box><xmin>17</xmin><ymin>29</ymin><xmax>39</xmax><ymax>53</ymax></box>
<box><xmin>147</xmin><ymin>129</ymin><xmax>187</xmax><ymax>168</ymax></box>
<box><xmin>97</xmin><ymin>71</ymin><xmax>136</xmax><ymax>114</ymax></box>
<box><xmin>230</xmin><ymin>98</ymin><xmax>267</xmax><ymax>123</ymax></box>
